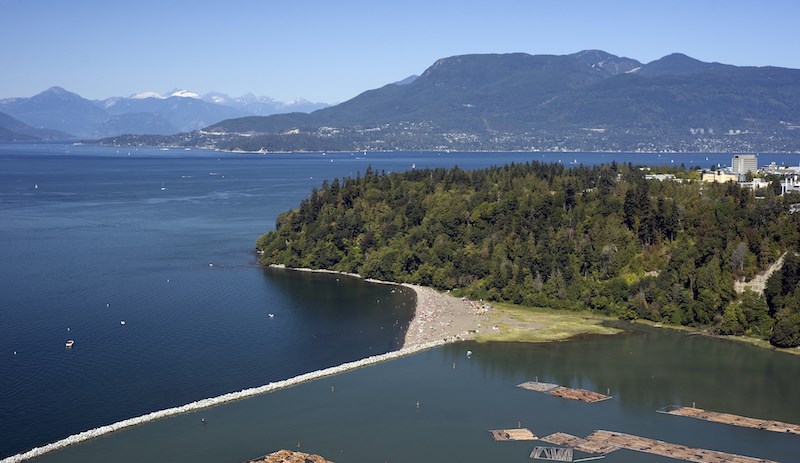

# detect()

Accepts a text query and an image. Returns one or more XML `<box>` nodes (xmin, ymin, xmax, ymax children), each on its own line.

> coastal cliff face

<box><xmin>248</xmin><ymin>449</ymin><xmax>334</xmax><ymax>463</ymax></box>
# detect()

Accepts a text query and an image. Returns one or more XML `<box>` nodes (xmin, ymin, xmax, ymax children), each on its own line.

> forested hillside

<box><xmin>256</xmin><ymin>163</ymin><xmax>800</xmax><ymax>346</ymax></box>
<box><xmin>107</xmin><ymin>51</ymin><xmax>800</xmax><ymax>153</ymax></box>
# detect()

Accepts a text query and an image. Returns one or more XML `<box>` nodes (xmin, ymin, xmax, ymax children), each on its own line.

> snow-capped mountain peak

<box><xmin>202</xmin><ymin>91</ymin><xmax>234</xmax><ymax>105</ymax></box>
<box><xmin>129</xmin><ymin>89</ymin><xmax>202</xmax><ymax>100</ymax></box>
<box><xmin>130</xmin><ymin>91</ymin><xmax>165</xmax><ymax>100</ymax></box>
<box><xmin>169</xmin><ymin>89</ymin><xmax>201</xmax><ymax>99</ymax></box>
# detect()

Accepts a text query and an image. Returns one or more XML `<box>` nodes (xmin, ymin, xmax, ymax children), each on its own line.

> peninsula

<box><xmin>257</xmin><ymin>162</ymin><xmax>800</xmax><ymax>348</ymax></box>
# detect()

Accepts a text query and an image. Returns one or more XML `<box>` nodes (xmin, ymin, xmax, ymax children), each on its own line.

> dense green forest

<box><xmin>256</xmin><ymin>162</ymin><xmax>800</xmax><ymax>347</ymax></box>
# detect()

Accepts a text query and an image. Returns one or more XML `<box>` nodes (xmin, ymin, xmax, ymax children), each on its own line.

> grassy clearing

<box><xmin>474</xmin><ymin>301</ymin><xmax>622</xmax><ymax>343</ymax></box>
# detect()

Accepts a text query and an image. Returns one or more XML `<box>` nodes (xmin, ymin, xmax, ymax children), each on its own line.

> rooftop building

<box><xmin>701</xmin><ymin>170</ymin><xmax>740</xmax><ymax>183</ymax></box>
<box><xmin>732</xmin><ymin>154</ymin><xmax>758</xmax><ymax>175</ymax></box>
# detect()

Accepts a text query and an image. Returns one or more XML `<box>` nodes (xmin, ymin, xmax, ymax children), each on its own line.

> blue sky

<box><xmin>1</xmin><ymin>0</ymin><xmax>797</xmax><ymax>103</ymax></box>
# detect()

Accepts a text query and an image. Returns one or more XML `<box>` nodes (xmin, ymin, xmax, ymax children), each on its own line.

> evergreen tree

<box><xmin>256</xmin><ymin>162</ymin><xmax>800</xmax><ymax>339</ymax></box>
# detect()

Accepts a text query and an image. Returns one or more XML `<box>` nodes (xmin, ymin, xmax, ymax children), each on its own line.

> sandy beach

<box><xmin>400</xmin><ymin>283</ymin><xmax>485</xmax><ymax>348</ymax></box>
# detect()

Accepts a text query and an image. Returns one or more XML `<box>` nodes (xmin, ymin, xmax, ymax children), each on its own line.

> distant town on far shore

<box><xmin>3</xmin><ymin>50</ymin><xmax>800</xmax><ymax>154</ymax></box>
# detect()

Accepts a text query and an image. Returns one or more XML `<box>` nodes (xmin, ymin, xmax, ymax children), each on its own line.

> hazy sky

<box><xmin>1</xmin><ymin>0</ymin><xmax>797</xmax><ymax>103</ymax></box>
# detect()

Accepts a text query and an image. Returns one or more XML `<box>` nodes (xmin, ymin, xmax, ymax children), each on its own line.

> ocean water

<box><xmin>26</xmin><ymin>327</ymin><xmax>800</xmax><ymax>463</ymax></box>
<box><xmin>1</xmin><ymin>143</ymin><xmax>798</xmax><ymax>459</ymax></box>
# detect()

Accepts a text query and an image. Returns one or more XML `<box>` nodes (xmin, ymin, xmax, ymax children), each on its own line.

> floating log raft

<box><xmin>657</xmin><ymin>405</ymin><xmax>800</xmax><ymax>436</ymax></box>
<box><xmin>246</xmin><ymin>450</ymin><xmax>333</xmax><ymax>463</ymax></box>
<box><xmin>541</xmin><ymin>430</ymin><xmax>778</xmax><ymax>463</ymax></box>
<box><xmin>517</xmin><ymin>381</ymin><xmax>612</xmax><ymax>403</ymax></box>
<box><xmin>540</xmin><ymin>432</ymin><xmax>587</xmax><ymax>448</ymax></box>
<box><xmin>540</xmin><ymin>432</ymin><xmax>619</xmax><ymax>454</ymax></box>
<box><xmin>517</xmin><ymin>381</ymin><xmax>560</xmax><ymax>393</ymax></box>
<box><xmin>489</xmin><ymin>428</ymin><xmax>537</xmax><ymax>441</ymax></box>
<box><xmin>548</xmin><ymin>386</ymin><xmax>611</xmax><ymax>403</ymax></box>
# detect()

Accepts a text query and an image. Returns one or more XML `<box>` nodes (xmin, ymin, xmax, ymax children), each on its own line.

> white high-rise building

<box><xmin>732</xmin><ymin>154</ymin><xmax>758</xmax><ymax>174</ymax></box>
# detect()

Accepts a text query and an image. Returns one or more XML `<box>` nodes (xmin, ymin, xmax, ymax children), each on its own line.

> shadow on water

<box><xmin>259</xmin><ymin>267</ymin><xmax>415</xmax><ymax>355</ymax></box>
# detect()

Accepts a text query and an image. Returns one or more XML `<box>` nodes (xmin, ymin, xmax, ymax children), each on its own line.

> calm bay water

<box><xmin>1</xmin><ymin>143</ymin><xmax>799</xmax><ymax>460</ymax></box>
<box><xmin>26</xmin><ymin>328</ymin><xmax>800</xmax><ymax>463</ymax></box>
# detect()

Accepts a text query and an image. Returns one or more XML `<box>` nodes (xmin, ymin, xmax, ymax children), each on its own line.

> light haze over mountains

<box><xmin>2</xmin><ymin>48</ymin><xmax>800</xmax><ymax>154</ymax></box>
<box><xmin>114</xmin><ymin>50</ymin><xmax>800</xmax><ymax>154</ymax></box>
<box><xmin>0</xmin><ymin>88</ymin><xmax>329</xmax><ymax>139</ymax></box>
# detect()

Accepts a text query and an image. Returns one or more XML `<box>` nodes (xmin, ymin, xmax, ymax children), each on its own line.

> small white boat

<box><xmin>120</xmin><ymin>320</ymin><xmax>126</xmax><ymax>325</ymax></box>
<box><xmin>65</xmin><ymin>339</ymin><xmax>74</xmax><ymax>348</ymax></box>
<box><xmin>268</xmin><ymin>313</ymin><xmax>275</xmax><ymax>318</ymax></box>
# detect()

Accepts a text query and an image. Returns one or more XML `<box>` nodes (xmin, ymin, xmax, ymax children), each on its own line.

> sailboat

<box><xmin>161</xmin><ymin>181</ymin><xmax>166</xmax><ymax>191</ymax></box>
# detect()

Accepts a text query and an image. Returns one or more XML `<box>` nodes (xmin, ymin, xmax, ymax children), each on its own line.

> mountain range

<box><xmin>0</xmin><ymin>88</ymin><xmax>329</xmax><ymax>140</ymax></box>
<box><xmin>102</xmin><ymin>50</ymin><xmax>800</xmax><ymax>153</ymax></box>
<box><xmin>0</xmin><ymin>111</ymin><xmax>72</xmax><ymax>141</ymax></box>
<box><xmin>6</xmin><ymin>50</ymin><xmax>800</xmax><ymax>153</ymax></box>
